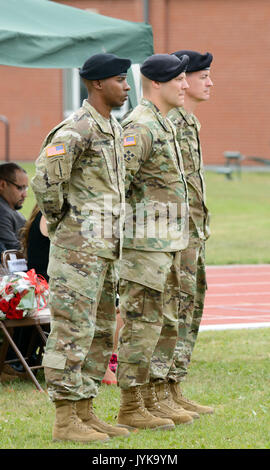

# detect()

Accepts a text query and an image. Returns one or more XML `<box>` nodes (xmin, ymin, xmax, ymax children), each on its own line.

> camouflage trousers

<box><xmin>161</xmin><ymin>239</ymin><xmax>207</xmax><ymax>382</ymax></box>
<box><xmin>117</xmin><ymin>249</ymin><xmax>181</xmax><ymax>389</ymax></box>
<box><xmin>42</xmin><ymin>245</ymin><xmax>119</xmax><ymax>402</ymax></box>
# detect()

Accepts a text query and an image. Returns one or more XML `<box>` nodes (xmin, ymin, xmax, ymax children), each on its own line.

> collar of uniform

<box><xmin>178</xmin><ymin>107</ymin><xmax>201</xmax><ymax>131</ymax></box>
<box><xmin>82</xmin><ymin>99</ymin><xmax>116</xmax><ymax>135</ymax></box>
<box><xmin>140</xmin><ymin>98</ymin><xmax>171</xmax><ymax>132</ymax></box>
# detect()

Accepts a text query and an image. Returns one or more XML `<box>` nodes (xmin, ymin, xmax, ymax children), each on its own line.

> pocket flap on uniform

<box><xmin>120</xmin><ymin>249</ymin><xmax>173</xmax><ymax>292</ymax></box>
<box><xmin>42</xmin><ymin>352</ymin><xmax>66</xmax><ymax>369</ymax></box>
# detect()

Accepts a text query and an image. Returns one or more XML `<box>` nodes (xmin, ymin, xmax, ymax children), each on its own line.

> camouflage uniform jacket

<box><xmin>122</xmin><ymin>98</ymin><xmax>189</xmax><ymax>252</ymax></box>
<box><xmin>168</xmin><ymin>107</ymin><xmax>210</xmax><ymax>240</ymax></box>
<box><xmin>31</xmin><ymin>99</ymin><xmax>125</xmax><ymax>260</ymax></box>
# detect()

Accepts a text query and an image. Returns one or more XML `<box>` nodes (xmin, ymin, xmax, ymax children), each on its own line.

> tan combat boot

<box><xmin>117</xmin><ymin>386</ymin><xmax>175</xmax><ymax>431</ymax></box>
<box><xmin>169</xmin><ymin>382</ymin><xmax>214</xmax><ymax>415</ymax></box>
<box><xmin>153</xmin><ymin>381</ymin><xmax>193</xmax><ymax>425</ymax></box>
<box><xmin>141</xmin><ymin>382</ymin><xmax>199</xmax><ymax>422</ymax></box>
<box><xmin>166</xmin><ymin>383</ymin><xmax>200</xmax><ymax>420</ymax></box>
<box><xmin>52</xmin><ymin>399</ymin><xmax>109</xmax><ymax>442</ymax></box>
<box><xmin>76</xmin><ymin>398</ymin><xmax>130</xmax><ymax>438</ymax></box>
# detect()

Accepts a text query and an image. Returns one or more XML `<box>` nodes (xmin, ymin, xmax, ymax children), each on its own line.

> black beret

<box><xmin>172</xmin><ymin>50</ymin><xmax>213</xmax><ymax>73</ymax></box>
<box><xmin>140</xmin><ymin>53</ymin><xmax>189</xmax><ymax>82</ymax></box>
<box><xmin>79</xmin><ymin>53</ymin><xmax>131</xmax><ymax>80</ymax></box>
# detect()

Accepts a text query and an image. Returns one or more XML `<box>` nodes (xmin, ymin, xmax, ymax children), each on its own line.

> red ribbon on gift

<box><xmin>23</xmin><ymin>269</ymin><xmax>49</xmax><ymax>312</ymax></box>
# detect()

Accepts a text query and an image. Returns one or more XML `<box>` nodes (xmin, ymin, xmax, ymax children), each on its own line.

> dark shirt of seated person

<box><xmin>21</xmin><ymin>204</ymin><xmax>50</xmax><ymax>282</ymax></box>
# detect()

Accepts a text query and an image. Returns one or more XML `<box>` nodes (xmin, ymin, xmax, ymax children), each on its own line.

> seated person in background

<box><xmin>0</xmin><ymin>162</ymin><xmax>30</xmax><ymax>379</ymax></box>
<box><xmin>20</xmin><ymin>203</ymin><xmax>50</xmax><ymax>281</ymax></box>
<box><xmin>0</xmin><ymin>162</ymin><xmax>28</xmax><ymax>252</ymax></box>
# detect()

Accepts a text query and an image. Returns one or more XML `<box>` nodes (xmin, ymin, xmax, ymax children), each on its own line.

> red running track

<box><xmin>200</xmin><ymin>264</ymin><xmax>270</xmax><ymax>331</ymax></box>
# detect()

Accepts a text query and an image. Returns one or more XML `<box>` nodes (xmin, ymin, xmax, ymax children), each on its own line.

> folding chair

<box><xmin>1</xmin><ymin>249</ymin><xmax>28</xmax><ymax>273</ymax></box>
<box><xmin>0</xmin><ymin>308</ymin><xmax>50</xmax><ymax>392</ymax></box>
<box><xmin>0</xmin><ymin>249</ymin><xmax>50</xmax><ymax>391</ymax></box>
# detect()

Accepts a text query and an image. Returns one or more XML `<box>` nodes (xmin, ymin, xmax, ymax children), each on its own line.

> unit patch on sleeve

<box><xmin>124</xmin><ymin>150</ymin><xmax>136</xmax><ymax>162</ymax></box>
<box><xmin>46</xmin><ymin>144</ymin><xmax>66</xmax><ymax>157</ymax></box>
<box><xmin>123</xmin><ymin>136</ymin><xmax>136</xmax><ymax>147</ymax></box>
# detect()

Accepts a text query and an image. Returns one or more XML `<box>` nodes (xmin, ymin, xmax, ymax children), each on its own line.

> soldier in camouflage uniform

<box><xmin>31</xmin><ymin>53</ymin><xmax>131</xmax><ymax>442</ymax></box>
<box><xmin>150</xmin><ymin>50</ymin><xmax>214</xmax><ymax>415</ymax></box>
<box><xmin>116</xmin><ymin>54</ymin><xmax>198</xmax><ymax>431</ymax></box>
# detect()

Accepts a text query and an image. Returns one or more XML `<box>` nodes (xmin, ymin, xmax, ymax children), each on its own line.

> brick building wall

<box><xmin>165</xmin><ymin>0</ymin><xmax>270</xmax><ymax>166</ymax></box>
<box><xmin>1</xmin><ymin>0</ymin><xmax>269</xmax><ymax>165</ymax></box>
<box><xmin>0</xmin><ymin>66</ymin><xmax>62</xmax><ymax>162</ymax></box>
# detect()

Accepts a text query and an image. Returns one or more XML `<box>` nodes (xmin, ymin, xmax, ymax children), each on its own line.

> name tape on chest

<box><xmin>123</xmin><ymin>136</ymin><xmax>136</xmax><ymax>147</ymax></box>
<box><xmin>46</xmin><ymin>144</ymin><xmax>66</xmax><ymax>157</ymax></box>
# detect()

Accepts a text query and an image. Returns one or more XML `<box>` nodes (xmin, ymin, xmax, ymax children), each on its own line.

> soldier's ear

<box><xmin>92</xmin><ymin>79</ymin><xmax>103</xmax><ymax>90</ymax></box>
<box><xmin>152</xmin><ymin>80</ymin><xmax>161</xmax><ymax>89</ymax></box>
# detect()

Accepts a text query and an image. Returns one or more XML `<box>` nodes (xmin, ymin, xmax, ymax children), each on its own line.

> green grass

<box><xmin>20</xmin><ymin>162</ymin><xmax>270</xmax><ymax>265</ymax></box>
<box><xmin>204</xmin><ymin>172</ymin><xmax>270</xmax><ymax>265</ymax></box>
<box><xmin>1</xmin><ymin>328</ymin><xmax>269</xmax><ymax>449</ymax></box>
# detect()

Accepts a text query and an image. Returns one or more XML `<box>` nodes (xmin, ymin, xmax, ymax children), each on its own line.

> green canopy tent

<box><xmin>0</xmin><ymin>0</ymin><xmax>154</xmax><ymax>106</ymax></box>
<box><xmin>0</xmin><ymin>0</ymin><xmax>153</xmax><ymax>67</ymax></box>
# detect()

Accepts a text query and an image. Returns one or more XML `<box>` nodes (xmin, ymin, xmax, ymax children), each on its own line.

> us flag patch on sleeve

<box><xmin>123</xmin><ymin>136</ymin><xmax>136</xmax><ymax>147</ymax></box>
<box><xmin>46</xmin><ymin>144</ymin><xmax>66</xmax><ymax>157</ymax></box>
